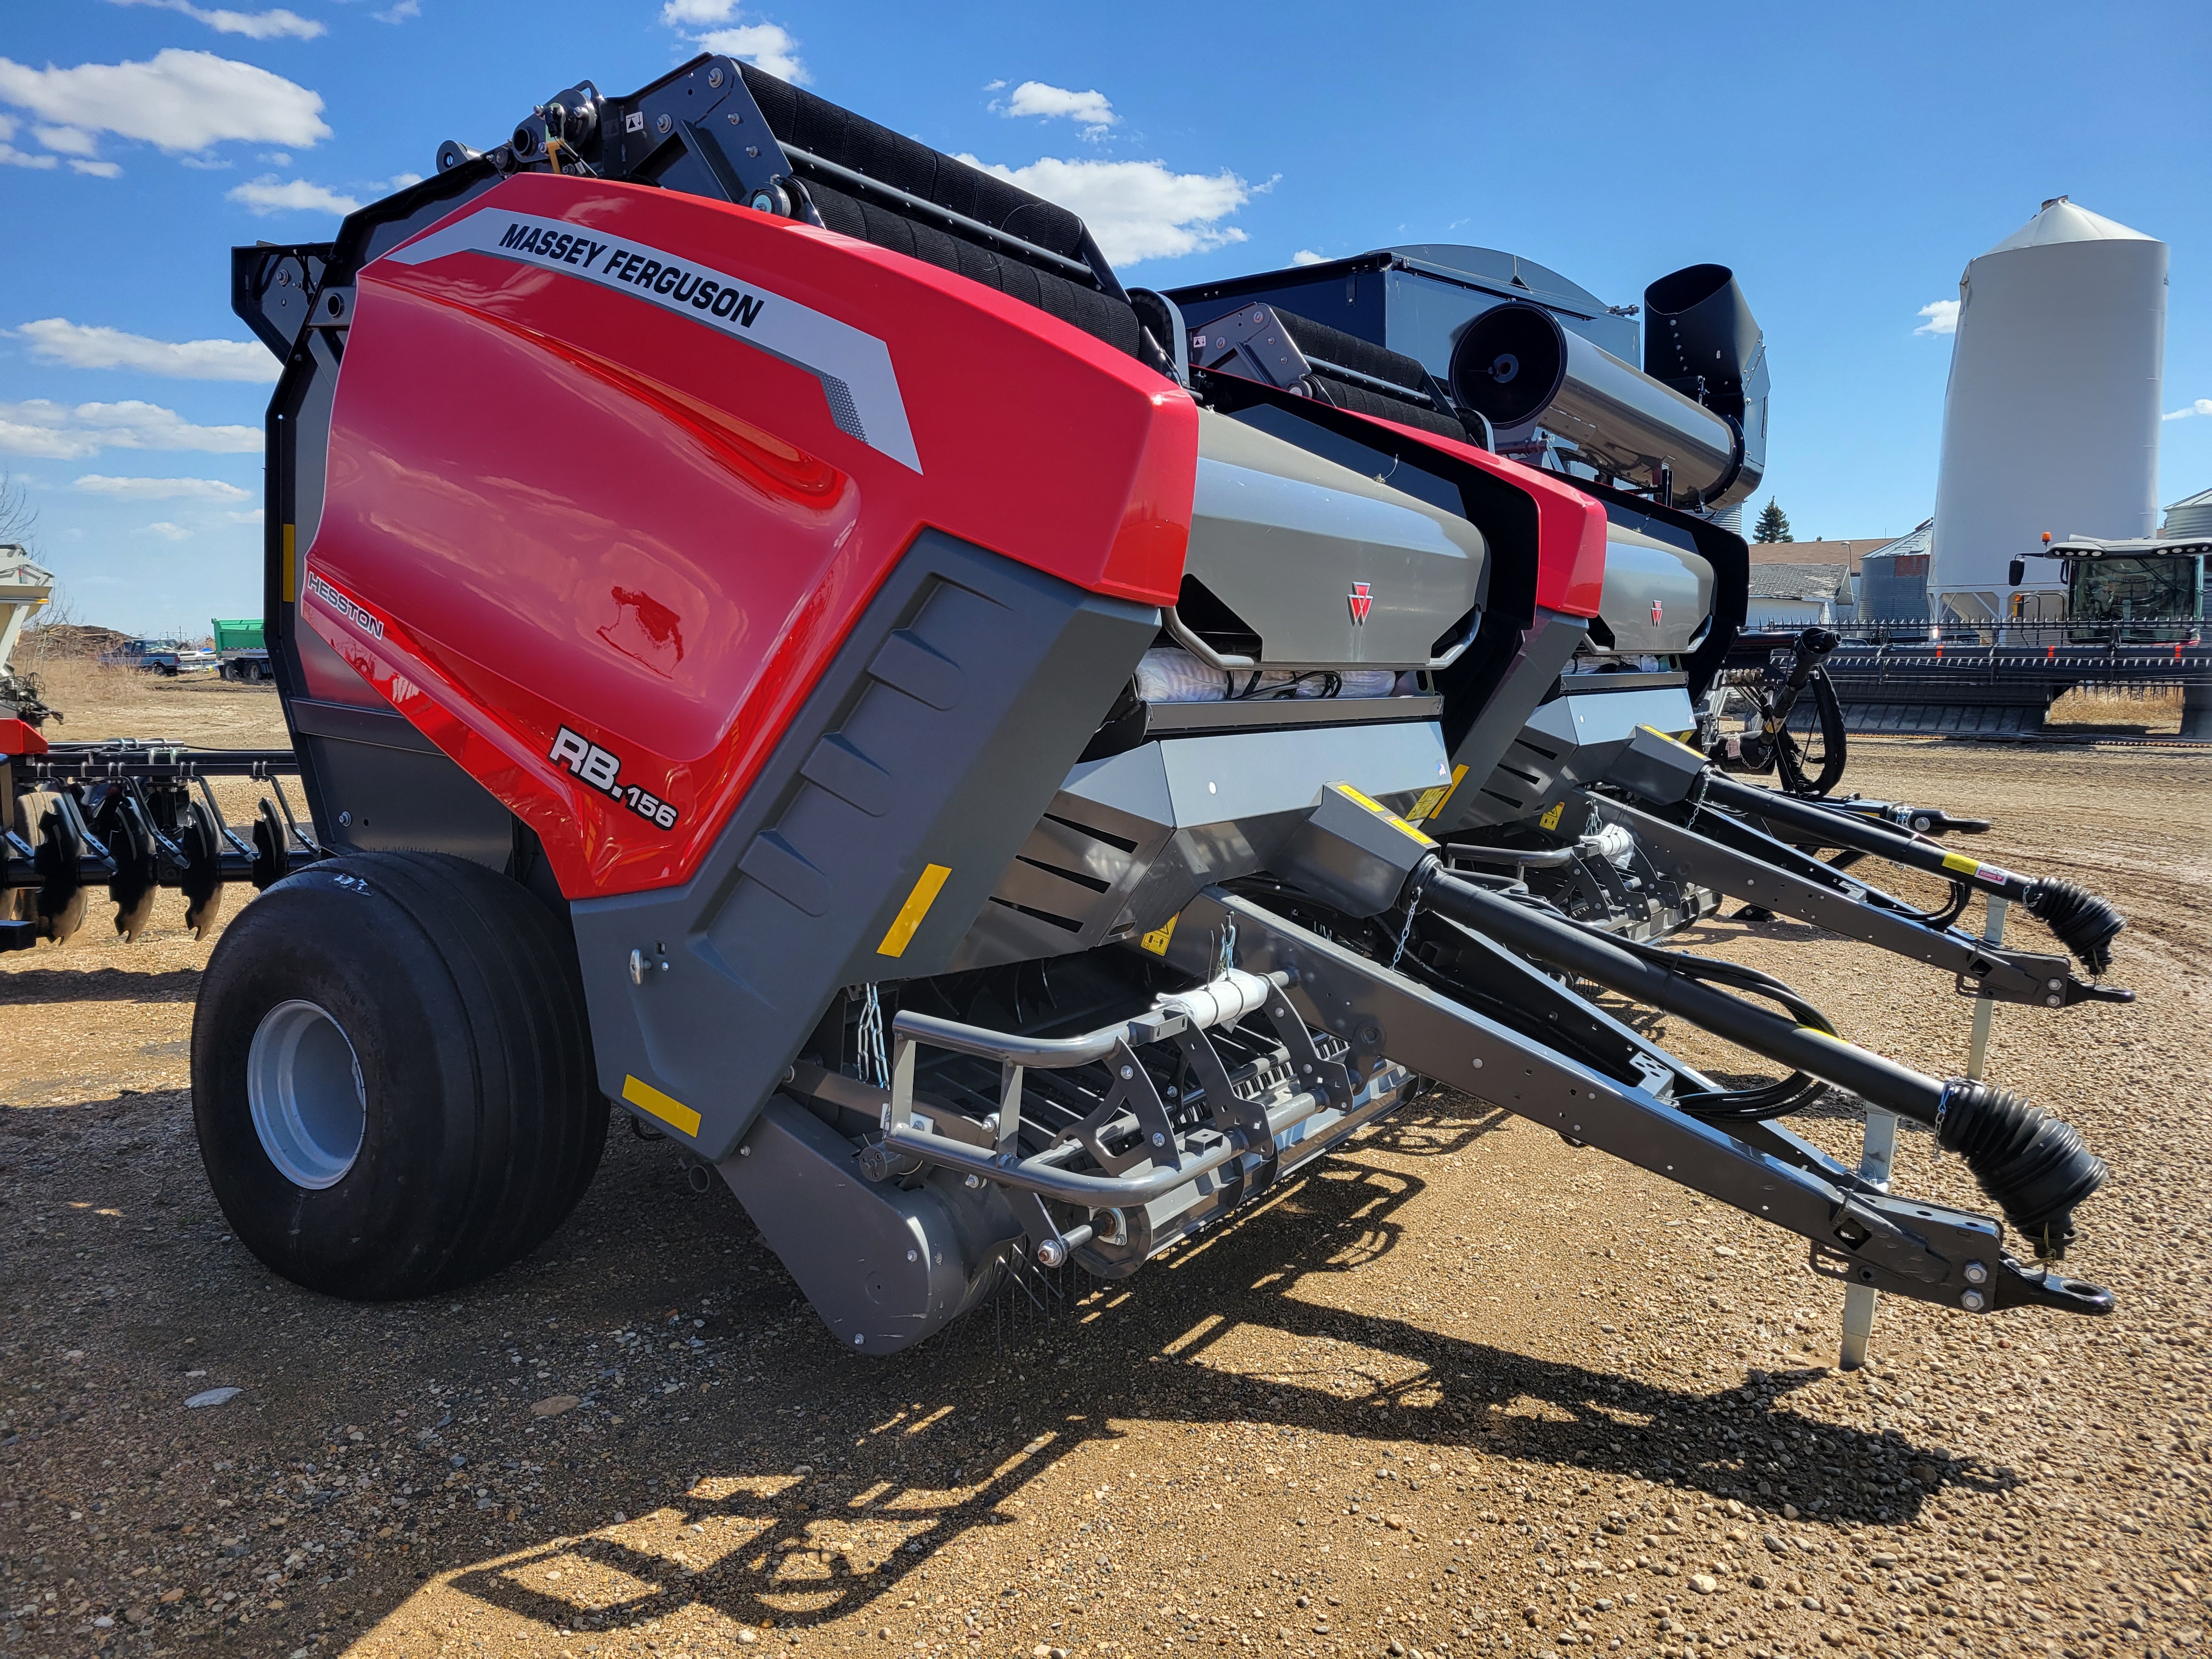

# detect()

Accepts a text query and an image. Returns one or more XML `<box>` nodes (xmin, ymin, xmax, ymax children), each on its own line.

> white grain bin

<box><xmin>1929</xmin><ymin>198</ymin><xmax>2166</xmax><ymax>622</ymax></box>
<box><xmin>2165</xmin><ymin>487</ymin><xmax>2212</xmax><ymax>539</ymax></box>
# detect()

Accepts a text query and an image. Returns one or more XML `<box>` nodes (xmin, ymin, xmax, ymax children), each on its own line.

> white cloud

<box><xmin>983</xmin><ymin>78</ymin><xmax>1006</xmax><ymax>92</ymax></box>
<box><xmin>225</xmin><ymin>507</ymin><xmax>265</xmax><ymax>524</ymax></box>
<box><xmin>1291</xmin><ymin>249</ymin><xmax>1327</xmax><ymax>267</ymax></box>
<box><xmin>2163</xmin><ymin>399</ymin><xmax>2212</xmax><ymax>422</ymax></box>
<box><xmin>998</xmin><ymin>81</ymin><xmax>1118</xmax><ymax>139</ymax></box>
<box><xmin>139</xmin><ymin>521</ymin><xmax>193</xmax><ymax>540</ymax></box>
<box><xmin>227</xmin><ymin>174</ymin><xmax>360</xmax><ymax>215</ymax></box>
<box><xmin>955</xmin><ymin>155</ymin><xmax>1251</xmax><ymax>266</ymax></box>
<box><xmin>107</xmin><ymin>0</ymin><xmax>327</xmax><ymax>40</ymax></box>
<box><xmin>70</xmin><ymin>159</ymin><xmax>122</xmax><ymax>178</ymax></box>
<box><xmin>0</xmin><ymin>49</ymin><xmax>330</xmax><ymax>154</ymax></box>
<box><xmin>692</xmin><ymin>24</ymin><xmax>807</xmax><ymax>83</ymax></box>
<box><xmin>1914</xmin><ymin>299</ymin><xmax>1960</xmax><ymax>336</ymax></box>
<box><xmin>15</xmin><ymin>318</ymin><xmax>280</xmax><ymax>383</ymax></box>
<box><xmin>364</xmin><ymin>171</ymin><xmax>424</xmax><ymax>193</ymax></box>
<box><xmin>34</xmin><ymin>124</ymin><xmax>100</xmax><ymax>157</ymax></box>
<box><xmin>0</xmin><ymin>400</ymin><xmax>262</xmax><ymax>460</ymax></box>
<box><xmin>664</xmin><ymin>3</ymin><xmax>807</xmax><ymax>82</ymax></box>
<box><xmin>373</xmin><ymin>0</ymin><xmax>420</xmax><ymax>21</ymax></box>
<box><xmin>0</xmin><ymin>118</ymin><xmax>57</xmax><ymax>171</ymax></box>
<box><xmin>76</xmin><ymin>474</ymin><xmax>251</xmax><ymax>502</ymax></box>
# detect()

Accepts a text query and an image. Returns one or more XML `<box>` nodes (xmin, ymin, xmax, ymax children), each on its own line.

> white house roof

<box><xmin>1746</xmin><ymin>562</ymin><xmax>1852</xmax><ymax>602</ymax></box>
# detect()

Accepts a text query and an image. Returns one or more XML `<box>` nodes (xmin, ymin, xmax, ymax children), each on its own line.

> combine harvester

<box><xmin>1818</xmin><ymin>532</ymin><xmax>2212</xmax><ymax>740</ymax></box>
<box><xmin>8</xmin><ymin>58</ymin><xmax>2130</xmax><ymax>1351</ymax></box>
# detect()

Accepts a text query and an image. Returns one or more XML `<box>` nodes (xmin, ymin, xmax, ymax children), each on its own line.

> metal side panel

<box><xmin>1452</xmin><ymin>679</ymin><xmax>1698</xmax><ymax>829</ymax></box>
<box><xmin>1594</xmin><ymin>524</ymin><xmax>1714</xmax><ymax>656</ymax></box>
<box><xmin>716</xmin><ymin>1096</ymin><xmax>1016</xmax><ymax>1355</ymax></box>
<box><xmin>569</xmin><ymin>533</ymin><xmax>1157</xmax><ymax>1161</ymax></box>
<box><xmin>1183</xmin><ymin>407</ymin><xmax>1487</xmax><ymax>669</ymax></box>
<box><xmin>946</xmin><ymin>719</ymin><xmax>1453</xmax><ymax>972</ymax></box>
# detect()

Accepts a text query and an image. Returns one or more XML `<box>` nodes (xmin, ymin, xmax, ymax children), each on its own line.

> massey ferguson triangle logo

<box><xmin>1348</xmin><ymin>582</ymin><xmax>1374</xmax><ymax>625</ymax></box>
<box><xmin>1651</xmin><ymin>598</ymin><xmax>1664</xmax><ymax>625</ymax></box>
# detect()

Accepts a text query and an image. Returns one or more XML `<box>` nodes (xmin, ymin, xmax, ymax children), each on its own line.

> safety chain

<box><xmin>1683</xmin><ymin>766</ymin><xmax>1715</xmax><ymax>830</ymax></box>
<box><xmin>857</xmin><ymin>984</ymin><xmax>890</xmax><ymax>1088</ymax></box>
<box><xmin>1389</xmin><ymin>887</ymin><xmax>1424</xmax><ymax>970</ymax></box>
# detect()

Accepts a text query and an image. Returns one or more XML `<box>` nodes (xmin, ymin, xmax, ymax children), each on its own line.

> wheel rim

<box><xmin>246</xmin><ymin>999</ymin><xmax>366</xmax><ymax>1189</ymax></box>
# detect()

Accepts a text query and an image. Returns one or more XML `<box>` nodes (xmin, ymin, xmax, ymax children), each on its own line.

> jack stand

<box><xmin>1839</xmin><ymin>894</ymin><xmax>2010</xmax><ymax>1370</ymax></box>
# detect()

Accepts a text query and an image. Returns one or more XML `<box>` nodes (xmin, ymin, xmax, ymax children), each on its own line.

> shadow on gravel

<box><xmin>2</xmin><ymin>1085</ymin><xmax>1996</xmax><ymax>1654</ymax></box>
<box><xmin>415</xmin><ymin>1102</ymin><xmax>1994</xmax><ymax>1645</ymax></box>
<box><xmin>0</xmin><ymin>963</ymin><xmax>204</xmax><ymax>1004</ymax></box>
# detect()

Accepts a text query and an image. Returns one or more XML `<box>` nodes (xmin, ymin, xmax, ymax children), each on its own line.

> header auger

<box><xmin>123</xmin><ymin>53</ymin><xmax>2131</xmax><ymax>1354</ymax></box>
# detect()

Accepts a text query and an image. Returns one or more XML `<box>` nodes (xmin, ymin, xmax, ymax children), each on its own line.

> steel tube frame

<box><xmin>1410</xmin><ymin>865</ymin><xmax>1951</xmax><ymax>1125</ymax></box>
<box><xmin>1587</xmin><ymin>792</ymin><xmax>2092</xmax><ymax>1007</ymax></box>
<box><xmin>1699</xmin><ymin>773</ymin><xmax>2044</xmax><ymax>906</ymax></box>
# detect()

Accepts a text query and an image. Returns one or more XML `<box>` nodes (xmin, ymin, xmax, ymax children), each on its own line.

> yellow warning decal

<box><xmin>1538</xmin><ymin>800</ymin><xmax>1567</xmax><ymax>832</ymax></box>
<box><xmin>622</xmin><ymin>1074</ymin><xmax>701</xmax><ymax>1137</ymax></box>
<box><xmin>1941</xmin><ymin>851</ymin><xmax>1981</xmax><ymax>876</ymax></box>
<box><xmin>1415</xmin><ymin>764</ymin><xmax>1470</xmax><ymax>823</ymax></box>
<box><xmin>1139</xmin><ymin>913</ymin><xmax>1179</xmax><ymax>957</ymax></box>
<box><xmin>877</xmin><ymin>861</ymin><xmax>952</xmax><ymax>957</ymax></box>
<box><xmin>281</xmin><ymin>523</ymin><xmax>297</xmax><ymax>603</ymax></box>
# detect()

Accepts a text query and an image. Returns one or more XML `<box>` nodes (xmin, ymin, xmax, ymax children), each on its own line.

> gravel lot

<box><xmin>3</xmin><ymin>676</ymin><xmax>2207</xmax><ymax>1659</ymax></box>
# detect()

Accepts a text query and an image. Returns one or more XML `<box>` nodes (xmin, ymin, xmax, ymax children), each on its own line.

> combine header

<box><xmin>149</xmin><ymin>56</ymin><xmax>2123</xmax><ymax>1350</ymax></box>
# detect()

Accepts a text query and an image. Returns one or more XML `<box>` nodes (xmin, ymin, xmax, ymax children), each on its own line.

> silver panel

<box><xmin>946</xmin><ymin>721</ymin><xmax>1453</xmax><ymax>972</ymax></box>
<box><xmin>1183</xmin><ymin>409</ymin><xmax>1487</xmax><ymax>670</ymax></box>
<box><xmin>1460</xmin><ymin>682</ymin><xmax>1696</xmax><ymax>827</ymax></box>
<box><xmin>1595</xmin><ymin>526</ymin><xmax>1714</xmax><ymax>655</ymax></box>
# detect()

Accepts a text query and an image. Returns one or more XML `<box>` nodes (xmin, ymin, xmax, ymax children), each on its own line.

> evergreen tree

<box><xmin>1753</xmin><ymin>499</ymin><xmax>1792</xmax><ymax>543</ymax></box>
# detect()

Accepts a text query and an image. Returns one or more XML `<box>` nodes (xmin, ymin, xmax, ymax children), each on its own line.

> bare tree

<box><xmin>0</xmin><ymin>471</ymin><xmax>37</xmax><ymax>550</ymax></box>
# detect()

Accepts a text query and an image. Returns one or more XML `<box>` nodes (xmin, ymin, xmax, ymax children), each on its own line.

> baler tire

<box><xmin>190</xmin><ymin>850</ymin><xmax>607</xmax><ymax>1300</ymax></box>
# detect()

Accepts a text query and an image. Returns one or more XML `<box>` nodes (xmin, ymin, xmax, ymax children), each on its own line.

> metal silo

<box><xmin>2165</xmin><ymin>488</ymin><xmax>2212</xmax><ymax>539</ymax></box>
<box><xmin>1929</xmin><ymin>198</ymin><xmax>2167</xmax><ymax>622</ymax></box>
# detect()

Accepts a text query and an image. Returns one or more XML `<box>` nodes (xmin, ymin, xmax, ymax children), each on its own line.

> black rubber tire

<box><xmin>191</xmin><ymin>850</ymin><xmax>607</xmax><ymax>1300</ymax></box>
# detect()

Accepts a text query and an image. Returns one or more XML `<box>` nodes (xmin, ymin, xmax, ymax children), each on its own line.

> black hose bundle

<box><xmin>2025</xmin><ymin>877</ymin><xmax>2125</xmax><ymax>976</ymax></box>
<box><xmin>1554</xmin><ymin>909</ymin><xmax>1832</xmax><ymax>1121</ymax></box>
<box><xmin>1937</xmin><ymin>1079</ymin><xmax>2107</xmax><ymax>1260</ymax></box>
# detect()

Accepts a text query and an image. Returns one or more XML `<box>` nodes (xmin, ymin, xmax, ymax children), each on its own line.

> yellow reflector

<box><xmin>1330</xmin><ymin>781</ymin><xmax>1388</xmax><ymax>815</ymax></box>
<box><xmin>877</xmin><ymin>861</ymin><xmax>952</xmax><ymax>957</ymax></box>
<box><xmin>281</xmin><ymin>523</ymin><xmax>297</xmax><ymax>603</ymax></box>
<box><xmin>622</xmin><ymin>1074</ymin><xmax>700</xmax><ymax>1138</ymax></box>
<box><xmin>1327</xmin><ymin>780</ymin><xmax>1435</xmax><ymax>847</ymax></box>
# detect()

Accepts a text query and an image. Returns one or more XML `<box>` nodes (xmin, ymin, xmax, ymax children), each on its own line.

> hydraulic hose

<box><xmin>1697</xmin><ymin>772</ymin><xmax>2125</xmax><ymax>973</ymax></box>
<box><xmin>1412</xmin><ymin>861</ymin><xmax>2106</xmax><ymax>1255</ymax></box>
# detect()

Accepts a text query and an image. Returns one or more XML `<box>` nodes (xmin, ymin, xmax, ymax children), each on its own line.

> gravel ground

<box><xmin>3</xmin><ymin>704</ymin><xmax>2207</xmax><ymax>1659</ymax></box>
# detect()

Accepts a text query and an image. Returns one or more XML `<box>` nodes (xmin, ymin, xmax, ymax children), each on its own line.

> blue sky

<box><xmin>3</xmin><ymin>0</ymin><xmax>2207</xmax><ymax>635</ymax></box>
